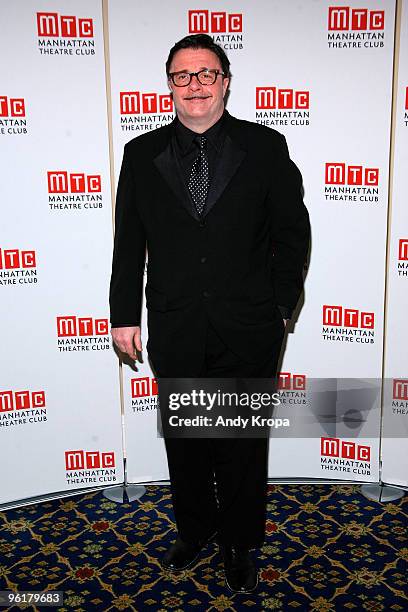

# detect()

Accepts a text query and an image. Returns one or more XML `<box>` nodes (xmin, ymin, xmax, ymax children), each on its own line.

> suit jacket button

<box><xmin>203</xmin><ymin>290</ymin><xmax>211</xmax><ymax>298</ymax></box>
<box><xmin>200</xmin><ymin>256</ymin><xmax>207</xmax><ymax>264</ymax></box>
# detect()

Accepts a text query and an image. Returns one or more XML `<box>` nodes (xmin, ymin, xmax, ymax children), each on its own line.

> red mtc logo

<box><xmin>188</xmin><ymin>10</ymin><xmax>242</xmax><ymax>33</ymax></box>
<box><xmin>393</xmin><ymin>379</ymin><xmax>408</xmax><ymax>401</ymax></box>
<box><xmin>0</xmin><ymin>390</ymin><xmax>45</xmax><ymax>412</ymax></box>
<box><xmin>278</xmin><ymin>373</ymin><xmax>306</xmax><ymax>390</ymax></box>
<box><xmin>328</xmin><ymin>7</ymin><xmax>384</xmax><ymax>30</ymax></box>
<box><xmin>405</xmin><ymin>87</ymin><xmax>408</xmax><ymax>110</ymax></box>
<box><xmin>0</xmin><ymin>96</ymin><xmax>25</xmax><ymax>117</ymax></box>
<box><xmin>120</xmin><ymin>92</ymin><xmax>173</xmax><ymax>115</ymax></box>
<box><xmin>0</xmin><ymin>249</ymin><xmax>36</xmax><ymax>269</ymax></box>
<box><xmin>65</xmin><ymin>450</ymin><xmax>115</xmax><ymax>470</ymax></box>
<box><xmin>131</xmin><ymin>377</ymin><xmax>158</xmax><ymax>398</ymax></box>
<box><xmin>321</xmin><ymin>437</ymin><xmax>371</xmax><ymax>461</ymax></box>
<box><xmin>47</xmin><ymin>171</ymin><xmax>101</xmax><ymax>194</ymax></box>
<box><xmin>256</xmin><ymin>88</ymin><xmax>309</xmax><ymax>110</ymax></box>
<box><xmin>399</xmin><ymin>239</ymin><xmax>408</xmax><ymax>261</ymax></box>
<box><xmin>323</xmin><ymin>305</ymin><xmax>374</xmax><ymax>329</ymax></box>
<box><xmin>56</xmin><ymin>316</ymin><xmax>109</xmax><ymax>337</ymax></box>
<box><xmin>37</xmin><ymin>13</ymin><xmax>93</xmax><ymax>37</ymax></box>
<box><xmin>325</xmin><ymin>163</ymin><xmax>379</xmax><ymax>186</ymax></box>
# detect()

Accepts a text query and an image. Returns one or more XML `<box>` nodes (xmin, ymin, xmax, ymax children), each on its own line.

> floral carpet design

<box><xmin>0</xmin><ymin>484</ymin><xmax>407</xmax><ymax>611</ymax></box>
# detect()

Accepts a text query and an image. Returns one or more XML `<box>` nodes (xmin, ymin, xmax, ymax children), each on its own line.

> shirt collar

<box><xmin>175</xmin><ymin>110</ymin><xmax>226</xmax><ymax>156</ymax></box>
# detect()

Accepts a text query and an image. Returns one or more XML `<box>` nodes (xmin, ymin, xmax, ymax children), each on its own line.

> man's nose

<box><xmin>188</xmin><ymin>74</ymin><xmax>203</xmax><ymax>90</ymax></box>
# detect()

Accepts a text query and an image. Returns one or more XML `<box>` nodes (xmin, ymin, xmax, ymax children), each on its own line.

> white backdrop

<box><xmin>0</xmin><ymin>0</ymin><xmax>124</xmax><ymax>507</ymax></box>
<box><xmin>0</xmin><ymin>0</ymin><xmax>405</xmax><ymax>509</ymax></box>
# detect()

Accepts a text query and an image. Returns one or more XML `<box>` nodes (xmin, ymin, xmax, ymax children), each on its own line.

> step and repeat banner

<box><xmin>107</xmin><ymin>0</ymin><xmax>396</xmax><ymax>485</ymax></box>
<box><xmin>0</xmin><ymin>0</ymin><xmax>405</xmax><ymax>508</ymax></box>
<box><xmin>382</xmin><ymin>0</ymin><xmax>408</xmax><ymax>488</ymax></box>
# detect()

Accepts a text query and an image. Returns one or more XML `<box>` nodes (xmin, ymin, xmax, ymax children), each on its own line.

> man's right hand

<box><xmin>111</xmin><ymin>326</ymin><xmax>142</xmax><ymax>361</ymax></box>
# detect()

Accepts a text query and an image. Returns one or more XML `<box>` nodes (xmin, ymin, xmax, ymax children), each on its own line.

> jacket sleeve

<box><xmin>109</xmin><ymin>143</ymin><xmax>146</xmax><ymax>327</ymax></box>
<box><xmin>269</xmin><ymin>134</ymin><xmax>310</xmax><ymax>318</ymax></box>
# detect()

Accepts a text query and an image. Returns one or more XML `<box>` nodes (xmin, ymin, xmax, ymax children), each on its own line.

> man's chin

<box><xmin>184</xmin><ymin>100</ymin><xmax>211</xmax><ymax>111</ymax></box>
<box><xmin>177</xmin><ymin>105</ymin><xmax>221</xmax><ymax>125</ymax></box>
<box><xmin>183</xmin><ymin>107</ymin><xmax>211</xmax><ymax>119</ymax></box>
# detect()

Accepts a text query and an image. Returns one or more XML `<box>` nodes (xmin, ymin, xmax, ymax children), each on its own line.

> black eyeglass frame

<box><xmin>168</xmin><ymin>68</ymin><xmax>227</xmax><ymax>87</ymax></box>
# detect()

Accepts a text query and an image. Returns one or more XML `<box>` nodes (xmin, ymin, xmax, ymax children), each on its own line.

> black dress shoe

<box><xmin>162</xmin><ymin>533</ymin><xmax>215</xmax><ymax>572</ymax></box>
<box><xmin>220</xmin><ymin>545</ymin><xmax>258</xmax><ymax>593</ymax></box>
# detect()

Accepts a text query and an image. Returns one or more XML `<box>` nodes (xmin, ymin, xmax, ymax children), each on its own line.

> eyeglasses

<box><xmin>168</xmin><ymin>69</ymin><xmax>226</xmax><ymax>87</ymax></box>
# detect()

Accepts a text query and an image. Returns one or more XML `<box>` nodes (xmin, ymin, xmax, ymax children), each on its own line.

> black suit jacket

<box><xmin>109</xmin><ymin>111</ymin><xmax>310</xmax><ymax>375</ymax></box>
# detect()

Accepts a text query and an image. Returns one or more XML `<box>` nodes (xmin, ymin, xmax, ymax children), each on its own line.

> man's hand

<box><xmin>111</xmin><ymin>326</ymin><xmax>142</xmax><ymax>361</ymax></box>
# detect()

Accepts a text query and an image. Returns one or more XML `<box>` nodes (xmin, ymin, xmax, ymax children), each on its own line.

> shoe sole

<box><xmin>162</xmin><ymin>531</ymin><xmax>217</xmax><ymax>573</ymax></box>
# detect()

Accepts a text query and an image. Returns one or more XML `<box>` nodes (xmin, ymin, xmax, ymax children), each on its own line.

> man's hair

<box><xmin>165</xmin><ymin>34</ymin><xmax>230</xmax><ymax>77</ymax></box>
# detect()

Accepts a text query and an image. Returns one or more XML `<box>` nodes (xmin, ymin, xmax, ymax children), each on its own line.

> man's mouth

<box><xmin>184</xmin><ymin>95</ymin><xmax>211</xmax><ymax>100</ymax></box>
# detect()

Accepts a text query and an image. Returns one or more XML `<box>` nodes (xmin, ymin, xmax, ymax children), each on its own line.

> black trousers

<box><xmin>159</xmin><ymin>320</ymin><xmax>284</xmax><ymax>548</ymax></box>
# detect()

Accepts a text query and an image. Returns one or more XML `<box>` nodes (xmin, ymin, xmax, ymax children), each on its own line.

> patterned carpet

<box><xmin>0</xmin><ymin>484</ymin><xmax>407</xmax><ymax>611</ymax></box>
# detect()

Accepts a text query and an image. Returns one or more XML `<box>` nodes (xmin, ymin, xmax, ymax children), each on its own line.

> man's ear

<box><xmin>222</xmin><ymin>77</ymin><xmax>230</xmax><ymax>97</ymax></box>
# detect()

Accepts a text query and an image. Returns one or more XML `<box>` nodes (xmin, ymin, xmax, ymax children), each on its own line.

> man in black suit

<box><xmin>110</xmin><ymin>34</ymin><xmax>310</xmax><ymax>593</ymax></box>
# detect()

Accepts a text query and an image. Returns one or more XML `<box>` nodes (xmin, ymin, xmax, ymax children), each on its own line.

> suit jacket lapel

<box><xmin>203</xmin><ymin>131</ymin><xmax>246</xmax><ymax>218</ymax></box>
<box><xmin>153</xmin><ymin>131</ymin><xmax>200</xmax><ymax>221</ymax></box>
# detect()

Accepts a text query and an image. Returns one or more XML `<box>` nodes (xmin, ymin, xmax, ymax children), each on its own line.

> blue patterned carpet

<box><xmin>0</xmin><ymin>484</ymin><xmax>407</xmax><ymax>611</ymax></box>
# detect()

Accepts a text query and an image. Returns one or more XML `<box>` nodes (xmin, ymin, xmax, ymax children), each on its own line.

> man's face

<box><xmin>168</xmin><ymin>47</ymin><xmax>229</xmax><ymax>127</ymax></box>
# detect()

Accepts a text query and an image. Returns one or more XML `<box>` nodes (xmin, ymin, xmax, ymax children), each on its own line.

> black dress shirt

<box><xmin>174</xmin><ymin>111</ymin><xmax>227</xmax><ymax>185</ymax></box>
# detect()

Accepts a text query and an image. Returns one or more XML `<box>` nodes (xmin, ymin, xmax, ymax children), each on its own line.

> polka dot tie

<box><xmin>188</xmin><ymin>136</ymin><xmax>209</xmax><ymax>216</ymax></box>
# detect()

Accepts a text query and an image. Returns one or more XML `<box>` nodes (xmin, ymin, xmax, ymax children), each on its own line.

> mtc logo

<box><xmin>0</xmin><ymin>249</ymin><xmax>36</xmax><ymax>269</ymax></box>
<box><xmin>0</xmin><ymin>96</ymin><xmax>25</xmax><ymax>117</ymax></box>
<box><xmin>321</xmin><ymin>437</ymin><xmax>370</xmax><ymax>461</ymax></box>
<box><xmin>323</xmin><ymin>305</ymin><xmax>374</xmax><ymax>329</ymax></box>
<box><xmin>37</xmin><ymin>13</ymin><xmax>93</xmax><ymax>37</ymax></box>
<box><xmin>328</xmin><ymin>7</ymin><xmax>384</xmax><ymax>30</ymax></box>
<box><xmin>57</xmin><ymin>316</ymin><xmax>109</xmax><ymax>337</ymax></box>
<box><xmin>65</xmin><ymin>450</ymin><xmax>115</xmax><ymax>470</ymax></box>
<box><xmin>399</xmin><ymin>239</ymin><xmax>408</xmax><ymax>261</ymax></box>
<box><xmin>325</xmin><ymin>163</ymin><xmax>379</xmax><ymax>186</ymax></box>
<box><xmin>47</xmin><ymin>171</ymin><xmax>101</xmax><ymax>193</ymax></box>
<box><xmin>0</xmin><ymin>390</ymin><xmax>45</xmax><ymax>412</ymax></box>
<box><xmin>120</xmin><ymin>92</ymin><xmax>173</xmax><ymax>115</ymax></box>
<box><xmin>188</xmin><ymin>10</ymin><xmax>242</xmax><ymax>33</ymax></box>
<box><xmin>393</xmin><ymin>379</ymin><xmax>408</xmax><ymax>400</ymax></box>
<box><xmin>405</xmin><ymin>87</ymin><xmax>408</xmax><ymax>110</ymax></box>
<box><xmin>278</xmin><ymin>373</ymin><xmax>306</xmax><ymax>390</ymax></box>
<box><xmin>131</xmin><ymin>377</ymin><xmax>158</xmax><ymax>398</ymax></box>
<box><xmin>256</xmin><ymin>87</ymin><xmax>309</xmax><ymax>110</ymax></box>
